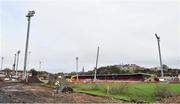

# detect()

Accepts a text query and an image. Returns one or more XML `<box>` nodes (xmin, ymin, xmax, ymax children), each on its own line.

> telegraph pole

<box><xmin>1</xmin><ymin>57</ymin><xmax>4</xmax><ymax>70</ymax></box>
<box><xmin>23</xmin><ymin>11</ymin><xmax>35</xmax><ymax>79</ymax></box>
<box><xmin>155</xmin><ymin>33</ymin><xmax>164</xmax><ymax>78</ymax></box>
<box><xmin>16</xmin><ymin>50</ymin><xmax>20</xmax><ymax>76</ymax></box>
<box><xmin>76</xmin><ymin>57</ymin><xmax>79</xmax><ymax>81</ymax></box>
<box><xmin>94</xmin><ymin>46</ymin><xmax>100</xmax><ymax>81</ymax></box>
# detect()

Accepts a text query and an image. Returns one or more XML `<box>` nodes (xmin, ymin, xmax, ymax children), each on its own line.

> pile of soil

<box><xmin>0</xmin><ymin>79</ymin><xmax>4</xmax><ymax>82</ymax></box>
<box><xmin>144</xmin><ymin>76</ymin><xmax>159</xmax><ymax>82</ymax></box>
<box><xmin>26</xmin><ymin>76</ymin><xmax>43</xmax><ymax>83</ymax></box>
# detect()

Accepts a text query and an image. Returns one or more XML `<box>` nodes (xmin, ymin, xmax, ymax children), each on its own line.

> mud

<box><xmin>0</xmin><ymin>82</ymin><xmax>123</xmax><ymax>103</ymax></box>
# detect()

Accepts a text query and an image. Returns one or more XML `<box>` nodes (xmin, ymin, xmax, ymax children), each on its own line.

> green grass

<box><xmin>73</xmin><ymin>83</ymin><xmax>180</xmax><ymax>102</ymax></box>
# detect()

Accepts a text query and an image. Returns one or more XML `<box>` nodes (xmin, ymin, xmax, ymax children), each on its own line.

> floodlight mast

<box><xmin>16</xmin><ymin>50</ymin><xmax>21</xmax><ymax>76</ymax></box>
<box><xmin>76</xmin><ymin>57</ymin><xmax>79</xmax><ymax>81</ymax></box>
<box><xmin>39</xmin><ymin>61</ymin><xmax>42</xmax><ymax>70</ymax></box>
<box><xmin>155</xmin><ymin>33</ymin><xmax>164</xmax><ymax>78</ymax></box>
<box><xmin>23</xmin><ymin>11</ymin><xmax>35</xmax><ymax>80</ymax></box>
<box><xmin>27</xmin><ymin>51</ymin><xmax>31</xmax><ymax>70</ymax></box>
<box><xmin>94</xmin><ymin>46</ymin><xmax>100</xmax><ymax>81</ymax></box>
<box><xmin>13</xmin><ymin>54</ymin><xmax>16</xmax><ymax>72</ymax></box>
<box><xmin>1</xmin><ymin>57</ymin><xmax>4</xmax><ymax>70</ymax></box>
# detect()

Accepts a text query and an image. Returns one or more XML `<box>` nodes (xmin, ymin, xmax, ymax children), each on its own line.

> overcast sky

<box><xmin>0</xmin><ymin>0</ymin><xmax>180</xmax><ymax>73</ymax></box>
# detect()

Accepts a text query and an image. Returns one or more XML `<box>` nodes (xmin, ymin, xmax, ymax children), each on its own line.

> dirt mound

<box><xmin>0</xmin><ymin>78</ymin><xmax>4</xmax><ymax>82</ymax></box>
<box><xmin>161</xmin><ymin>95</ymin><xmax>180</xmax><ymax>103</ymax></box>
<box><xmin>26</xmin><ymin>76</ymin><xmax>43</xmax><ymax>83</ymax></box>
<box><xmin>57</xmin><ymin>86</ymin><xmax>73</xmax><ymax>93</ymax></box>
<box><xmin>144</xmin><ymin>76</ymin><xmax>159</xmax><ymax>82</ymax></box>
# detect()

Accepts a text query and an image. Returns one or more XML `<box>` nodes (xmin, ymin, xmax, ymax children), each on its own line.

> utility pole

<box><xmin>12</xmin><ymin>54</ymin><xmax>16</xmax><ymax>73</ymax></box>
<box><xmin>16</xmin><ymin>50</ymin><xmax>20</xmax><ymax>76</ymax></box>
<box><xmin>1</xmin><ymin>57</ymin><xmax>4</xmax><ymax>70</ymax></box>
<box><xmin>76</xmin><ymin>57</ymin><xmax>79</xmax><ymax>81</ymax></box>
<box><xmin>94</xmin><ymin>46</ymin><xmax>100</xmax><ymax>81</ymax></box>
<box><xmin>155</xmin><ymin>33</ymin><xmax>164</xmax><ymax>78</ymax></box>
<box><xmin>23</xmin><ymin>10</ymin><xmax>35</xmax><ymax>79</ymax></box>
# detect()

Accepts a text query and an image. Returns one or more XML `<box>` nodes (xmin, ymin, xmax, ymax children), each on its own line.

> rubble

<box><xmin>0</xmin><ymin>79</ymin><xmax>4</xmax><ymax>82</ymax></box>
<box><xmin>57</xmin><ymin>85</ymin><xmax>73</xmax><ymax>93</ymax></box>
<box><xmin>144</xmin><ymin>76</ymin><xmax>159</xmax><ymax>82</ymax></box>
<box><xmin>24</xmin><ymin>76</ymin><xmax>43</xmax><ymax>83</ymax></box>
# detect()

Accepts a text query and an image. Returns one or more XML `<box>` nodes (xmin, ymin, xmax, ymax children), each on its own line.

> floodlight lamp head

<box><xmin>1</xmin><ymin>57</ymin><xmax>4</xmax><ymax>60</ymax></box>
<box><xmin>17</xmin><ymin>50</ymin><xmax>21</xmax><ymax>54</ymax></box>
<box><xmin>76</xmin><ymin>57</ymin><xmax>78</xmax><ymax>60</ymax></box>
<box><xmin>155</xmin><ymin>33</ymin><xmax>160</xmax><ymax>39</ymax></box>
<box><xmin>26</xmin><ymin>10</ymin><xmax>35</xmax><ymax>17</ymax></box>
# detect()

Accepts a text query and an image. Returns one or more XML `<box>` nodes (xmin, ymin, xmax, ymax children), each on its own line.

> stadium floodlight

<box><xmin>27</xmin><ymin>51</ymin><xmax>31</xmax><ymax>70</ymax></box>
<box><xmin>26</xmin><ymin>11</ymin><xmax>35</xmax><ymax>18</ymax></box>
<box><xmin>155</xmin><ymin>33</ymin><xmax>164</xmax><ymax>78</ymax></box>
<box><xmin>16</xmin><ymin>50</ymin><xmax>21</xmax><ymax>76</ymax></box>
<box><xmin>1</xmin><ymin>57</ymin><xmax>4</xmax><ymax>70</ymax></box>
<box><xmin>13</xmin><ymin>54</ymin><xmax>16</xmax><ymax>74</ymax></box>
<box><xmin>23</xmin><ymin>10</ymin><xmax>35</xmax><ymax>79</ymax></box>
<box><xmin>94</xmin><ymin>46</ymin><xmax>100</xmax><ymax>81</ymax></box>
<box><xmin>39</xmin><ymin>61</ymin><xmax>42</xmax><ymax>70</ymax></box>
<box><xmin>76</xmin><ymin>57</ymin><xmax>79</xmax><ymax>81</ymax></box>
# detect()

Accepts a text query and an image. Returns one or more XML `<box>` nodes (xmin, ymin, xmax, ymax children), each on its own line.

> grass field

<box><xmin>73</xmin><ymin>83</ymin><xmax>180</xmax><ymax>102</ymax></box>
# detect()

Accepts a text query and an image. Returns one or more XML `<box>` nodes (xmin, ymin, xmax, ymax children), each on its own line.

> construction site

<box><xmin>0</xmin><ymin>82</ymin><xmax>125</xmax><ymax>103</ymax></box>
<box><xmin>1</xmin><ymin>0</ymin><xmax>180</xmax><ymax>103</ymax></box>
<box><xmin>0</xmin><ymin>67</ymin><xmax>179</xmax><ymax>103</ymax></box>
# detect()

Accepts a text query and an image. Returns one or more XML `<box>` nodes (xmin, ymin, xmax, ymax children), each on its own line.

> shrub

<box><xmin>109</xmin><ymin>84</ymin><xmax>129</xmax><ymax>94</ymax></box>
<box><xmin>154</xmin><ymin>85</ymin><xmax>174</xmax><ymax>98</ymax></box>
<box><xmin>30</xmin><ymin>69</ymin><xmax>38</xmax><ymax>77</ymax></box>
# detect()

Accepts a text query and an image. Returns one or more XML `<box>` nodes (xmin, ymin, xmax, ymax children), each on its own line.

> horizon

<box><xmin>1</xmin><ymin>63</ymin><xmax>179</xmax><ymax>74</ymax></box>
